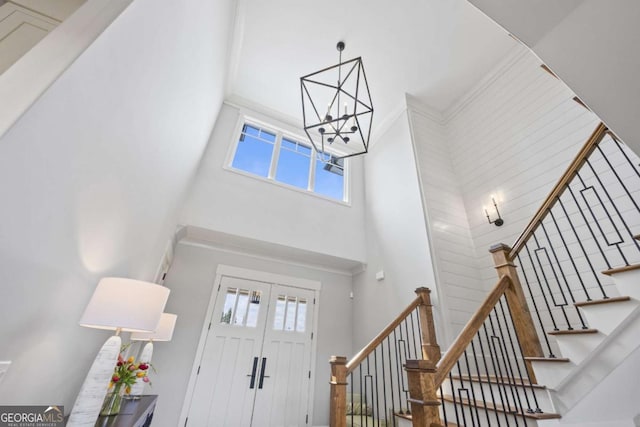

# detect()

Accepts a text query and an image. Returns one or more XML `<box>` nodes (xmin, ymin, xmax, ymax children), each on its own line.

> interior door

<box><xmin>187</xmin><ymin>276</ymin><xmax>272</xmax><ymax>426</ymax></box>
<box><xmin>251</xmin><ymin>285</ymin><xmax>315</xmax><ymax>427</ymax></box>
<box><xmin>187</xmin><ymin>276</ymin><xmax>316</xmax><ymax>427</ymax></box>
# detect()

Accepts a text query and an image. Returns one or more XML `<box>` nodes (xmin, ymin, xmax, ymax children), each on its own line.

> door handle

<box><xmin>247</xmin><ymin>357</ymin><xmax>259</xmax><ymax>389</ymax></box>
<box><xmin>258</xmin><ymin>357</ymin><xmax>270</xmax><ymax>389</ymax></box>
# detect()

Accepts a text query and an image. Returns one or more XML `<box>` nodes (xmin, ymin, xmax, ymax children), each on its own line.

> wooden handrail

<box><xmin>345</xmin><ymin>295</ymin><xmax>422</xmax><ymax>374</ymax></box>
<box><xmin>509</xmin><ymin>122</ymin><xmax>609</xmax><ymax>259</ymax></box>
<box><xmin>434</xmin><ymin>275</ymin><xmax>512</xmax><ymax>386</ymax></box>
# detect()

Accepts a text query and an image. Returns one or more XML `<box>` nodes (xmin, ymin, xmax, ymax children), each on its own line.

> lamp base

<box><xmin>67</xmin><ymin>335</ymin><xmax>121</xmax><ymax>427</ymax></box>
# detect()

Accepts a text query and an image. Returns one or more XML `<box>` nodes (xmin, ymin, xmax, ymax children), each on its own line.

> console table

<box><xmin>94</xmin><ymin>395</ymin><xmax>157</xmax><ymax>427</ymax></box>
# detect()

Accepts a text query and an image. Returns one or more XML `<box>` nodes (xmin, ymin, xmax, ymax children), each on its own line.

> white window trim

<box><xmin>224</xmin><ymin>112</ymin><xmax>351</xmax><ymax>205</ymax></box>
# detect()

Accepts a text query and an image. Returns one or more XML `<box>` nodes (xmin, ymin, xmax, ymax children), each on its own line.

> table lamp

<box><xmin>128</xmin><ymin>312</ymin><xmax>177</xmax><ymax>396</ymax></box>
<box><xmin>67</xmin><ymin>278</ymin><xmax>170</xmax><ymax>427</ymax></box>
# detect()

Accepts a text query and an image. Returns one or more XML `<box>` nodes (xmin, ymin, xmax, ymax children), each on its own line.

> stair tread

<box><xmin>441</xmin><ymin>395</ymin><xmax>561</xmax><ymax>419</ymax></box>
<box><xmin>602</xmin><ymin>264</ymin><xmax>640</xmax><ymax>275</ymax></box>
<box><xmin>525</xmin><ymin>356</ymin><xmax>571</xmax><ymax>362</ymax></box>
<box><xmin>449</xmin><ymin>374</ymin><xmax>545</xmax><ymax>389</ymax></box>
<box><xmin>575</xmin><ymin>296</ymin><xmax>632</xmax><ymax>307</ymax></box>
<box><xmin>547</xmin><ymin>328</ymin><xmax>598</xmax><ymax>335</ymax></box>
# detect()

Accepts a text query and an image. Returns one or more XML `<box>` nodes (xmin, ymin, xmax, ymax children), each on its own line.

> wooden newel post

<box><xmin>415</xmin><ymin>287</ymin><xmax>441</xmax><ymax>363</ymax></box>
<box><xmin>329</xmin><ymin>356</ymin><xmax>348</xmax><ymax>427</ymax></box>
<box><xmin>405</xmin><ymin>359</ymin><xmax>441</xmax><ymax>427</ymax></box>
<box><xmin>489</xmin><ymin>244</ymin><xmax>544</xmax><ymax>382</ymax></box>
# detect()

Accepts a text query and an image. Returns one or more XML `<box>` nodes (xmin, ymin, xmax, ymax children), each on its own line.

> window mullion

<box><xmin>308</xmin><ymin>148</ymin><xmax>317</xmax><ymax>191</ymax></box>
<box><xmin>269</xmin><ymin>132</ymin><xmax>282</xmax><ymax>180</ymax></box>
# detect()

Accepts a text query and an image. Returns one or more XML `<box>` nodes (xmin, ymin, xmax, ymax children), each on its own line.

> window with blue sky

<box><xmin>230</xmin><ymin>122</ymin><xmax>346</xmax><ymax>201</ymax></box>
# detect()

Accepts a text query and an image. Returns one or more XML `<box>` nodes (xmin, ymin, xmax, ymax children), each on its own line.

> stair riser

<box><xmin>529</xmin><ymin>361</ymin><xmax>575</xmax><ymax>390</ymax></box>
<box><xmin>441</xmin><ymin>380</ymin><xmax>555</xmax><ymax>413</ymax></box>
<box><xmin>609</xmin><ymin>269</ymin><xmax>640</xmax><ymax>301</ymax></box>
<box><xmin>550</xmin><ymin>332</ymin><xmax>605</xmax><ymax>364</ymax></box>
<box><xmin>440</xmin><ymin>400</ymin><xmax>539</xmax><ymax>427</ymax></box>
<box><xmin>577</xmin><ymin>300</ymin><xmax>639</xmax><ymax>335</ymax></box>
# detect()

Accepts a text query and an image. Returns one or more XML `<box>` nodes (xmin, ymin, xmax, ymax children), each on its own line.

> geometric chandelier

<box><xmin>300</xmin><ymin>41</ymin><xmax>374</xmax><ymax>159</ymax></box>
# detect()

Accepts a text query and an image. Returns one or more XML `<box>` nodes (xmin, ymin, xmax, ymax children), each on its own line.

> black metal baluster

<box><xmin>567</xmin><ymin>180</ymin><xmax>613</xmax><ymax>270</ymax></box>
<box><xmin>473</xmin><ymin>332</ymin><xmax>502</xmax><ymax>427</ymax></box>
<box><xmin>523</xmin><ymin>242</ymin><xmax>561</xmax><ymax>332</ymax></box>
<box><xmin>539</xmin><ymin>219</ymin><xmax>589</xmax><ymax>329</ymax></box>
<box><xmin>462</xmin><ymin>349</ymin><xmax>482</xmax><ymax>427</ymax></box>
<box><xmin>385</xmin><ymin>335</ymin><xmax>398</xmax><ymax>422</ymax></box>
<box><xmin>487</xmin><ymin>312</ymin><xmax>521</xmax><ymax>426</ymax></box>
<box><xmin>380</xmin><ymin>340</ymin><xmax>389</xmax><ymax>427</ymax></box>
<box><xmin>448</xmin><ymin>370</ymin><xmax>462</xmax><ymax>427</ymax></box>
<box><xmin>585</xmin><ymin>157</ymin><xmax>639</xmax><ymax>260</ymax></box>
<box><xmin>532</xmin><ymin>232</ymin><xmax>573</xmax><ymax>330</ymax></box>
<box><xmin>482</xmin><ymin>322</ymin><xmax>512</xmax><ymax>426</ymax></box>
<box><xmin>557</xmin><ymin>196</ymin><xmax>609</xmax><ymax>298</ymax></box>
<box><xmin>548</xmin><ymin>208</ymin><xmax>594</xmax><ymax>301</ymax></box>
<box><xmin>392</xmin><ymin>329</ymin><xmax>403</xmax><ymax>414</ymax></box>
<box><xmin>503</xmin><ymin>297</ymin><xmax>543</xmax><ymax>413</ymax></box>
<box><xmin>439</xmin><ymin>385</ymin><xmax>449</xmax><ymax>427</ymax></box>
<box><xmin>497</xmin><ymin>298</ymin><xmax>539</xmax><ymax>413</ymax></box>
<box><xmin>595</xmin><ymin>143</ymin><xmax>640</xmax><ymax>253</ymax></box>
<box><xmin>515</xmin><ymin>253</ymin><xmax>555</xmax><ymax>356</ymax></box>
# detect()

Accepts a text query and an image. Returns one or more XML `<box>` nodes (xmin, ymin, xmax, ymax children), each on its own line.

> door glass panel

<box><xmin>246</xmin><ymin>291</ymin><xmax>261</xmax><ymax>328</ymax></box>
<box><xmin>220</xmin><ymin>287</ymin><xmax>262</xmax><ymax>327</ymax></box>
<box><xmin>234</xmin><ymin>289</ymin><xmax>249</xmax><ymax>325</ymax></box>
<box><xmin>284</xmin><ymin>297</ymin><xmax>297</xmax><ymax>331</ymax></box>
<box><xmin>273</xmin><ymin>294</ymin><xmax>309</xmax><ymax>332</ymax></box>
<box><xmin>296</xmin><ymin>299</ymin><xmax>307</xmax><ymax>332</ymax></box>
<box><xmin>220</xmin><ymin>288</ymin><xmax>237</xmax><ymax>324</ymax></box>
<box><xmin>273</xmin><ymin>295</ymin><xmax>286</xmax><ymax>330</ymax></box>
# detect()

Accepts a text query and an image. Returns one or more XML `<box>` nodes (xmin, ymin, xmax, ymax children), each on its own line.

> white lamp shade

<box><xmin>79</xmin><ymin>277</ymin><xmax>170</xmax><ymax>333</ymax></box>
<box><xmin>130</xmin><ymin>313</ymin><xmax>177</xmax><ymax>341</ymax></box>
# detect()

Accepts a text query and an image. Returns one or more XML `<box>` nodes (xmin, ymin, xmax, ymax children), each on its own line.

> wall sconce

<box><xmin>484</xmin><ymin>197</ymin><xmax>504</xmax><ymax>227</ymax></box>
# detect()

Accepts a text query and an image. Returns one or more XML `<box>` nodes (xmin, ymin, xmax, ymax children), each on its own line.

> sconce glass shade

<box><xmin>79</xmin><ymin>278</ymin><xmax>169</xmax><ymax>333</ymax></box>
<box><xmin>130</xmin><ymin>313</ymin><xmax>177</xmax><ymax>342</ymax></box>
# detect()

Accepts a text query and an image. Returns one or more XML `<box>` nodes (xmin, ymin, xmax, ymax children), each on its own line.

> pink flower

<box><xmin>142</xmin><ymin>377</ymin><xmax>150</xmax><ymax>383</ymax></box>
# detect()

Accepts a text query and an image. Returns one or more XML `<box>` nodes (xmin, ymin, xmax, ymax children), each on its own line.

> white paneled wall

<box><xmin>409</xmin><ymin>46</ymin><xmax>607</xmax><ymax>336</ymax></box>
<box><xmin>408</xmin><ymin>99</ymin><xmax>484</xmax><ymax>340</ymax></box>
<box><xmin>445</xmin><ymin>47</ymin><xmax>601</xmax><ymax>292</ymax></box>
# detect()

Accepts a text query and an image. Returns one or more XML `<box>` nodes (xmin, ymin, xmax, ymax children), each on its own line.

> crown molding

<box><xmin>405</xmin><ymin>94</ymin><xmax>445</xmax><ymax>124</ymax></box>
<box><xmin>443</xmin><ymin>45</ymin><xmax>532</xmax><ymax>124</ymax></box>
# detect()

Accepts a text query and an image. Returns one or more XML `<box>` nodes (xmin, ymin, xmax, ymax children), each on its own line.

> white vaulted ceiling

<box><xmin>226</xmin><ymin>0</ymin><xmax>518</xmax><ymax>126</ymax></box>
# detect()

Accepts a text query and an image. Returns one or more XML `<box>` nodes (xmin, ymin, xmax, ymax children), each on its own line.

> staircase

<box><xmin>329</xmin><ymin>123</ymin><xmax>640</xmax><ymax>427</ymax></box>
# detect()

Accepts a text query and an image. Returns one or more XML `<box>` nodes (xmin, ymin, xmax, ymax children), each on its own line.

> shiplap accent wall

<box><xmin>444</xmin><ymin>47</ymin><xmax>601</xmax><ymax>292</ymax></box>
<box><xmin>409</xmin><ymin>46</ymin><xmax>607</xmax><ymax>337</ymax></box>
<box><xmin>408</xmin><ymin>99</ymin><xmax>485</xmax><ymax>340</ymax></box>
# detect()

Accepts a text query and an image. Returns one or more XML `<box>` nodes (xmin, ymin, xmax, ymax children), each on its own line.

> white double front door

<box><xmin>187</xmin><ymin>275</ymin><xmax>316</xmax><ymax>426</ymax></box>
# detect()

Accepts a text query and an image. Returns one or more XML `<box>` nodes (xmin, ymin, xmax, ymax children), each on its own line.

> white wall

<box><xmin>468</xmin><ymin>0</ymin><xmax>640</xmax><ymax>159</ymax></box>
<box><xmin>0</xmin><ymin>0</ymin><xmax>234</xmax><ymax>411</ymax></box>
<box><xmin>408</xmin><ymin>98</ymin><xmax>483</xmax><ymax>341</ymax></box>
<box><xmin>352</xmin><ymin>108</ymin><xmax>440</xmax><ymax>347</ymax></box>
<box><xmin>180</xmin><ymin>102</ymin><xmax>367</xmax><ymax>263</ymax></box>
<box><xmin>149</xmin><ymin>241</ymin><xmax>353</xmax><ymax>427</ymax></box>
<box><xmin>444</xmin><ymin>47</ymin><xmax>601</xmax><ymax>290</ymax></box>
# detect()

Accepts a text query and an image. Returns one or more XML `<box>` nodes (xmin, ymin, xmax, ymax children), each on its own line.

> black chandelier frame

<box><xmin>300</xmin><ymin>42</ymin><xmax>374</xmax><ymax>160</ymax></box>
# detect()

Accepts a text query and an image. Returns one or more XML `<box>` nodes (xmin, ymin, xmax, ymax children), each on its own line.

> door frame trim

<box><xmin>180</xmin><ymin>264</ymin><xmax>321</xmax><ymax>426</ymax></box>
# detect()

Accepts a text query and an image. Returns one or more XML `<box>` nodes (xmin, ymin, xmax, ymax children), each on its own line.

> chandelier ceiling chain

<box><xmin>300</xmin><ymin>41</ymin><xmax>374</xmax><ymax>159</ymax></box>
